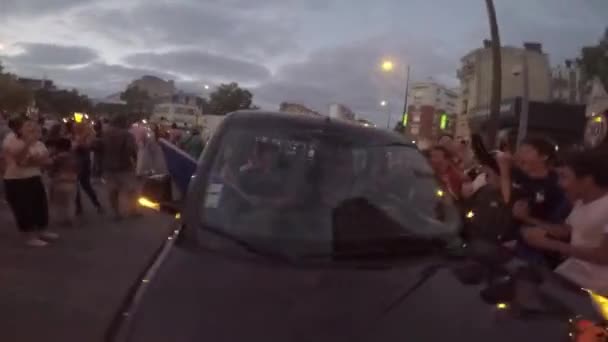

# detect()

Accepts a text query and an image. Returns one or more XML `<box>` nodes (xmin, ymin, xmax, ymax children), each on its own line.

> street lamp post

<box><xmin>381</xmin><ymin>100</ymin><xmax>391</xmax><ymax>129</ymax></box>
<box><xmin>197</xmin><ymin>84</ymin><xmax>211</xmax><ymax>127</ymax></box>
<box><xmin>381</xmin><ymin>59</ymin><xmax>411</xmax><ymax>128</ymax></box>
<box><xmin>402</xmin><ymin>65</ymin><xmax>411</xmax><ymax>119</ymax></box>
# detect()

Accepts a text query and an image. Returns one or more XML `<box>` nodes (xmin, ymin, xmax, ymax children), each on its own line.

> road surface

<box><xmin>0</xmin><ymin>193</ymin><xmax>174</xmax><ymax>342</ymax></box>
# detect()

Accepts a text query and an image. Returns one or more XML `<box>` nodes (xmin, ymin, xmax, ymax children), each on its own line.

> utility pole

<box><xmin>516</xmin><ymin>53</ymin><xmax>530</xmax><ymax>146</ymax></box>
<box><xmin>402</xmin><ymin>65</ymin><xmax>411</xmax><ymax>120</ymax></box>
<box><xmin>485</xmin><ymin>0</ymin><xmax>502</xmax><ymax>150</ymax></box>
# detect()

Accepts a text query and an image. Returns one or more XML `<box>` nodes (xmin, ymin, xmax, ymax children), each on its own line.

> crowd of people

<box><xmin>426</xmin><ymin>133</ymin><xmax>608</xmax><ymax>295</ymax></box>
<box><xmin>0</xmin><ymin>113</ymin><xmax>165</xmax><ymax>247</ymax></box>
<box><xmin>2</xmin><ymin>108</ymin><xmax>608</xmax><ymax>295</ymax></box>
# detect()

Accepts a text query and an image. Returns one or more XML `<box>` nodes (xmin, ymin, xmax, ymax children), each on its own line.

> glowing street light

<box><xmin>381</xmin><ymin>60</ymin><xmax>394</xmax><ymax>72</ymax></box>
<box><xmin>204</xmin><ymin>84</ymin><xmax>210</xmax><ymax>90</ymax></box>
<box><xmin>379</xmin><ymin>58</ymin><xmax>411</xmax><ymax>129</ymax></box>
<box><xmin>380</xmin><ymin>100</ymin><xmax>388</xmax><ymax>107</ymax></box>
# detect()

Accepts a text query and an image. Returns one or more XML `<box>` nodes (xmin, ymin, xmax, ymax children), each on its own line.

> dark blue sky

<box><xmin>0</xmin><ymin>0</ymin><xmax>605</xmax><ymax>124</ymax></box>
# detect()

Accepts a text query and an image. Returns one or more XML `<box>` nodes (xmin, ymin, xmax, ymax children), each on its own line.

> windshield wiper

<box><xmin>199</xmin><ymin>224</ymin><xmax>293</xmax><ymax>264</ymax></box>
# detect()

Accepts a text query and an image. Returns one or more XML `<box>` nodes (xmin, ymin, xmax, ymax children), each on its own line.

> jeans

<box><xmin>75</xmin><ymin>171</ymin><xmax>102</xmax><ymax>214</ymax></box>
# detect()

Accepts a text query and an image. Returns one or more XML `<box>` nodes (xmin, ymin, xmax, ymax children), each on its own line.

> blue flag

<box><xmin>158</xmin><ymin>138</ymin><xmax>198</xmax><ymax>196</ymax></box>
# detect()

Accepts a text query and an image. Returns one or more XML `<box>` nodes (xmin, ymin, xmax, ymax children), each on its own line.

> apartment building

<box><xmin>403</xmin><ymin>81</ymin><xmax>458</xmax><ymax>144</ymax></box>
<box><xmin>456</xmin><ymin>41</ymin><xmax>552</xmax><ymax>139</ymax></box>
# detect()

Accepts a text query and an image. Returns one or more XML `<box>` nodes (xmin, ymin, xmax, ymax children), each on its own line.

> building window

<box><xmin>412</xmin><ymin>114</ymin><xmax>421</xmax><ymax>123</ymax></box>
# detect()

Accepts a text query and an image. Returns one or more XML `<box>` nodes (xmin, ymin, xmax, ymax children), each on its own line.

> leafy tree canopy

<box><xmin>0</xmin><ymin>65</ymin><xmax>32</xmax><ymax>113</ymax></box>
<box><xmin>207</xmin><ymin>82</ymin><xmax>254</xmax><ymax>115</ymax></box>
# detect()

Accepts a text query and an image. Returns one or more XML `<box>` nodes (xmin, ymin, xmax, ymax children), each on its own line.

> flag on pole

<box><xmin>158</xmin><ymin>138</ymin><xmax>198</xmax><ymax>196</ymax></box>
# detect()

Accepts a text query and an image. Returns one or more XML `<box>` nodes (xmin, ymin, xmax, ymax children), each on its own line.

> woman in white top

<box><xmin>2</xmin><ymin>117</ymin><xmax>57</xmax><ymax>247</ymax></box>
<box><xmin>522</xmin><ymin>150</ymin><xmax>608</xmax><ymax>295</ymax></box>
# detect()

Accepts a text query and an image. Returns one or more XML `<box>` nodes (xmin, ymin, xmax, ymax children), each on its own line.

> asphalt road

<box><xmin>0</xmin><ymin>189</ymin><xmax>174</xmax><ymax>342</ymax></box>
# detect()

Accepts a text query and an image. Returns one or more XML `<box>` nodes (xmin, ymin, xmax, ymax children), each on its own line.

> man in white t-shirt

<box><xmin>522</xmin><ymin>150</ymin><xmax>608</xmax><ymax>295</ymax></box>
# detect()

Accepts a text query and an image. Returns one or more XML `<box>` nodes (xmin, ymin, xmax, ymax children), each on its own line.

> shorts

<box><xmin>50</xmin><ymin>181</ymin><xmax>78</xmax><ymax>203</ymax></box>
<box><xmin>105</xmin><ymin>172</ymin><xmax>138</xmax><ymax>193</ymax></box>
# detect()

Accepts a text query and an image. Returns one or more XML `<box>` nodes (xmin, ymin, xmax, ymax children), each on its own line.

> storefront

<box><xmin>468</xmin><ymin>98</ymin><xmax>587</xmax><ymax>148</ymax></box>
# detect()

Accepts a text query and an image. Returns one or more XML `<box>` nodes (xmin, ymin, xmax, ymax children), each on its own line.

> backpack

<box><xmin>460</xmin><ymin>185</ymin><xmax>516</xmax><ymax>243</ymax></box>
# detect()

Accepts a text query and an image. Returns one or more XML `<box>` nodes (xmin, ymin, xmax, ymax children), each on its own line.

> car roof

<box><xmin>223</xmin><ymin>110</ymin><xmax>414</xmax><ymax>147</ymax></box>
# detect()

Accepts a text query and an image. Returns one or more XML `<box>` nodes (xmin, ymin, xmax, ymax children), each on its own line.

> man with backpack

<box><xmin>101</xmin><ymin>115</ymin><xmax>139</xmax><ymax>220</ymax></box>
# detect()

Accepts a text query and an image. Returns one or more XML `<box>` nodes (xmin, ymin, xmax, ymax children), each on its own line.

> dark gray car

<box><xmin>108</xmin><ymin>111</ymin><xmax>606</xmax><ymax>342</ymax></box>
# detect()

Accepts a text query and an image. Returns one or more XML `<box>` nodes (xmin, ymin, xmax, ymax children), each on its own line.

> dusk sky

<box><xmin>0</xmin><ymin>0</ymin><xmax>606</xmax><ymax>124</ymax></box>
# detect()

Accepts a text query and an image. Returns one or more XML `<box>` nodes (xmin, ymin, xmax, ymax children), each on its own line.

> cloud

<box><xmin>489</xmin><ymin>0</ymin><xmax>607</xmax><ymax>63</ymax></box>
<box><xmin>0</xmin><ymin>0</ymin><xmax>93</xmax><ymax>17</ymax></box>
<box><xmin>74</xmin><ymin>2</ymin><xmax>296</xmax><ymax>60</ymax></box>
<box><xmin>6</xmin><ymin>43</ymin><xmax>99</xmax><ymax>66</ymax></box>
<box><xmin>254</xmin><ymin>33</ymin><xmax>458</xmax><ymax>124</ymax></box>
<box><xmin>3</xmin><ymin>60</ymin><xmax>177</xmax><ymax>98</ymax></box>
<box><xmin>123</xmin><ymin>50</ymin><xmax>271</xmax><ymax>83</ymax></box>
<box><xmin>2</xmin><ymin>0</ymin><xmax>605</xmax><ymax>123</ymax></box>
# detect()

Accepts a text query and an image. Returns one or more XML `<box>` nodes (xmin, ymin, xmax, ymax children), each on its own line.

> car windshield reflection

<box><xmin>200</xmin><ymin>125</ymin><xmax>461</xmax><ymax>259</ymax></box>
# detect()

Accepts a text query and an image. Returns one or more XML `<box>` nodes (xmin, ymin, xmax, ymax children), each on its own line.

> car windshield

<box><xmin>200</xmin><ymin>123</ymin><xmax>461</xmax><ymax>258</ymax></box>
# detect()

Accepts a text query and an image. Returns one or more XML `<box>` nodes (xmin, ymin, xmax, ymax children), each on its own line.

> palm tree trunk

<box><xmin>485</xmin><ymin>0</ymin><xmax>502</xmax><ymax>149</ymax></box>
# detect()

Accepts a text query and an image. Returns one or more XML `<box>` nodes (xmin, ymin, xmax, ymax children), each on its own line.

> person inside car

<box><xmin>237</xmin><ymin>141</ymin><xmax>282</xmax><ymax>198</ymax></box>
<box><xmin>317</xmin><ymin>147</ymin><xmax>355</xmax><ymax>209</ymax></box>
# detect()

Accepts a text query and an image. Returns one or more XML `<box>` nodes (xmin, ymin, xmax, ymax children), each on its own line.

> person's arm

<box><xmin>523</xmin><ymin>224</ymin><xmax>608</xmax><ymax>265</ymax></box>
<box><xmin>27</xmin><ymin>144</ymin><xmax>52</xmax><ymax>167</ymax></box>
<box><xmin>496</xmin><ymin>152</ymin><xmax>513</xmax><ymax>204</ymax></box>
<box><xmin>540</xmin><ymin>233</ymin><xmax>608</xmax><ymax>265</ymax></box>
<box><xmin>543</xmin><ymin>224</ymin><xmax>572</xmax><ymax>240</ymax></box>
<box><xmin>6</xmin><ymin>138</ymin><xmax>35</xmax><ymax>167</ymax></box>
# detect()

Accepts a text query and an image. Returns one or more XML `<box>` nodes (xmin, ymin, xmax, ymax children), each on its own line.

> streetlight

<box><xmin>380</xmin><ymin>100</ymin><xmax>391</xmax><ymax>129</ymax></box>
<box><xmin>379</xmin><ymin>58</ymin><xmax>411</xmax><ymax>125</ymax></box>
<box><xmin>381</xmin><ymin>60</ymin><xmax>394</xmax><ymax>72</ymax></box>
<box><xmin>204</xmin><ymin>84</ymin><xmax>210</xmax><ymax>90</ymax></box>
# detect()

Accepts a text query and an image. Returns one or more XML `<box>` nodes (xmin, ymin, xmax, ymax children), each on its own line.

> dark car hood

<box><xmin>122</xmin><ymin>248</ymin><xmax>595</xmax><ymax>342</ymax></box>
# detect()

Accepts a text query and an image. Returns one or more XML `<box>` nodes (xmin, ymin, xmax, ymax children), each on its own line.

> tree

<box><xmin>580</xmin><ymin>27</ymin><xmax>608</xmax><ymax>92</ymax></box>
<box><xmin>207</xmin><ymin>82</ymin><xmax>254</xmax><ymax>115</ymax></box>
<box><xmin>34</xmin><ymin>88</ymin><xmax>92</xmax><ymax>117</ymax></box>
<box><xmin>0</xmin><ymin>69</ymin><xmax>32</xmax><ymax>113</ymax></box>
<box><xmin>120</xmin><ymin>86</ymin><xmax>152</xmax><ymax>117</ymax></box>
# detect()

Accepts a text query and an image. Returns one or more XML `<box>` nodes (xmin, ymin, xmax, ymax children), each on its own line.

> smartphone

<box><xmin>471</xmin><ymin>134</ymin><xmax>500</xmax><ymax>174</ymax></box>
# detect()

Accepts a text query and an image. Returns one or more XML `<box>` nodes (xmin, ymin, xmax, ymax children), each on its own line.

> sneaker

<box><xmin>25</xmin><ymin>238</ymin><xmax>49</xmax><ymax>247</ymax></box>
<box><xmin>39</xmin><ymin>231</ymin><xmax>60</xmax><ymax>240</ymax></box>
